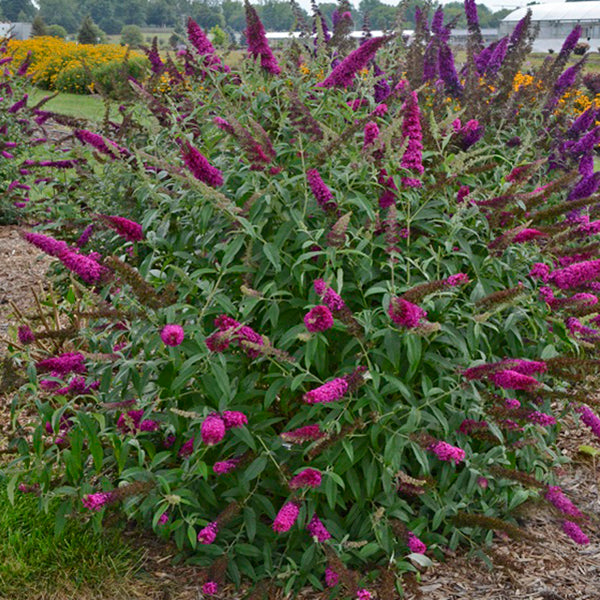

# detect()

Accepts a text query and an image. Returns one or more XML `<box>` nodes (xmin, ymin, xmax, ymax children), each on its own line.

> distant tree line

<box><xmin>0</xmin><ymin>0</ymin><xmax>512</xmax><ymax>38</ymax></box>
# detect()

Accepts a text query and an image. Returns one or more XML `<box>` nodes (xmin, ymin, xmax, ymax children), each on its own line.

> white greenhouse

<box><xmin>500</xmin><ymin>2</ymin><xmax>600</xmax><ymax>52</ymax></box>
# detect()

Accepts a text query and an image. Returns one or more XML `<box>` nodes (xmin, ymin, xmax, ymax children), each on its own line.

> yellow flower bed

<box><xmin>7</xmin><ymin>37</ymin><xmax>146</xmax><ymax>94</ymax></box>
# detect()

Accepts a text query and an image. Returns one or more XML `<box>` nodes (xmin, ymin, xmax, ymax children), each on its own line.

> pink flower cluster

<box><xmin>36</xmin><ymin>352</ymin><xmax>86</xmax><ymax>376</ymax></box>
<box><xmin>60</xmin><ymin>251</ymin><xmax>109</xmax><ymax>284</ymax></box>
<box><xmin>363</xmin><ymin>121</ymin><xmax>380</xmax><ymax>149</ymax></box>
<box><xmin>566</xmin><ymin>317</ymin><xmax>599</xmax><ymax>339</ymax></box>
<box><xmin>306</xmin><ymin>514</ymin><xmax>331</xmax><ymax>542</ymax></box>
<box><xmin>388</xmin><ymin>297</ymin><xmax>427</xmax><ymax>328</ymax></box>
<box><xmin>378</xmin><ymin>168</ymin><xmax>398</xmax><ymax>208</ymax></box>
<box><xmin>400</xmin><ymin>91</ymin><xmax>424</xmax><ymax>187</ymax></box>
<box><xmin>205</xmin><ymin>314</ymin><xmax>264</xmax><ymax>357</ymax></box>
<box><xmin>99</xmin><ymin>215</ymin><xmax>143</xmax><ymax>242</ymax></box>
<box><xmin>197</xmin><ymin>521</ymin><xmax>218</xmax><ymax>544</ymax></box>
<box><xmin>313</xmin><ymin>279</ymin><xmax>346</xmax><ymax>311</ymax></box>
<box><xmin>160</xmin><ymin>324</ymin><xmax>185</xmax><ymax>346</ymax></box>
<box><xmin>280</xmin><ymin>424</ymin><xmax>325</xmax><ymax>443</ymax></box>
<box><xmin>539</xmin><ymin>287</ymin><xmax>598</xmax><ymax>309</ymax></box>
<box><xmin>273</xmin><ymin>502</ymin><xmax>300</xmax><ymax>533</ymax></box>
<box><xmin>82</xmin><ymin>491</ymin><xmax>114</xmax><ymax>511</ymax></box>
<box><xmin>22</xmin><ymin>232</ymin><xmax>70</xmax><ymax>257</ymax></box>
<box><xmin>289</xmin><ymin>468</ymin><xmax>322</xmax><ymax>489</ymax></box>
<box><xmin>407</xmin><ymin>531</ymin><xmax>427</xmax><ymax>554</ymax></box>
<box><xmin>444</xmin><ymin>273</ymin><xmax>470</xmax><ymax>286</ymax></box>
<box><xmin>51</xmin><ymin>376</ymin><xmax>99</xmax><ymax>396</ymax></box>
<box><xmin>325</xmin><ymin>567</ymin><xmax>339</xmax><ymax>587</ymax></box>
<box><xmin>304</xmin><ymin>305</ymin><xmax>334</xmax><ymax>333</ymax></box>
<box><xmin>356</xmin><ymin>590</ymin><xmax>372</xmax><ymax>600</ymax></box>
<box><xmin>489</xmin><ymin>369</ymin><xmax>541</xmax><ymax>391</ymax></box>
<box><xmin>202</xmin><ymin>581</ymin><xmax>219</xmax><ymax>595</ymax></box>
<box><xmin>180</xmin><ymin>139</ymin><xmax>223</xmax><ymax>188</ymax></box>
<box><xmin>186</xmin><ymin>17</ymin><xmax>229</xmax><ymax>72</ymax></box>
<box><xmin>318</xmin><ymin>36</ymin><xmax>389</xmax><ymax>88</ymax></box>
<box><xmin>303</xmin><ymin>377</ymin><xmax>349</xmax><ymax>404</ymax></box>
<box><xmin>428</xmin><ymin>440</ymin><xmax>465</xmax><ymax>464</ymax></box>
<box><xmin>74</xmin><ymin>130</ymin><xmax>130</xmax><ymax>160</ymax></box>
<box><xmin>201</xmin><ymin>411</ymin><xmax>247</xmax><ymax>446</ymax></box>
<box><xmin>577</xmin><ymin>405</ymin><xmax>600</xmax><ymax>438</ymax></box>
<box><xmin>463</xmin><ymin>358</ymin><xmax>547</xmax><ymax>381</ymax></box>
<box><xmin>306</xmin><ymin>169</ymin><xmax>337</xmax><ymax>212</ymax></box>
<box><xmin>22</xmin><ymin>231</ymin><xmax>109</xmax><ymax>285</ymax></box>
<box><xmin>244</xmin><ymin>2</ymin><xmax>281</xmax><ymax>74</ymax></box>
<box><xmin>512</xmin><ymin>228</ymin><xmax>546</xmax><ymax>243</ymax></box>
<box><xmin>562</xmin><ymin>521</ymin><xmax>589</xmax><ymax>545</ymax></box>
<box><xmin>117</xmin><ymin>410</ymin><xmax>160</xmax><ymax>434</ymax></box>
<box><xmin>18</xmin><ymin>325</ymin><xmax>35</xmax><ymax>345</ymax></box>
<box><xmin>548</xmin><ymin>258</ymin><xmax>600</xmax><ymax>290</ymax></box>
<box><xmin>529</xmin><ymin>263</ymin><xmax>550</xmax><ymax>281</ymax></box>
<box><xmin>201</xmin><ymin>414</ymin><xmax>226</xmax><ymax>446</ymax></box>
<box><xmin>526</xmin><ymin>411</ymin><xmax>556</xmax><ymax>426</ymax></box>
<box><xmin>545</xmin><ymin>486</ymin><xmax>583</xmax><ymax>518</ymax></box>
<box><xmin>213</xmin><ymin>457</ymin><xmax>240</xmax><ymax>475</ymax></box>
<box><xmin>179</xmin><ymin>437</ymin><xmax>195</xmax><ymax>457</ymax></box>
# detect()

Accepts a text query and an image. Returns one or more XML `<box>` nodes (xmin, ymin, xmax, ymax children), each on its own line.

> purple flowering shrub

<box><xmin>7</xmin><ymin>5</ymin><xmax>600</xmax><ymax>597</ymax></box>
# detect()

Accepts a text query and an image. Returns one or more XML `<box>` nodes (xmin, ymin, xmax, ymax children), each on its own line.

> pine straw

<box><xmin>0</xmin><ymin>226</ymin><xmax>52</xmax><ymax>355</ymax></box>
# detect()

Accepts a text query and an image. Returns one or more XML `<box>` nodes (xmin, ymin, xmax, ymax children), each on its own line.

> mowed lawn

<box><xmin>29</xmin><ymin>89</ymin><xmax>122</xmax><ymax>122</ymax></box>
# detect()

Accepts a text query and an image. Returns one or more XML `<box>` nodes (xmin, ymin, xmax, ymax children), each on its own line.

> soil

<box><xmin>0</xmin><ymin>225</ymin><xmax>598</xmax><ymax>600</ymax></box>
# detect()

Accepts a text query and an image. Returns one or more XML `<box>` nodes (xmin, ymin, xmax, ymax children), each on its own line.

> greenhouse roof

<box><xmin>503</xmin><ymin>2</ymin><xmax>600</xmax><ymax>22</ymax></box>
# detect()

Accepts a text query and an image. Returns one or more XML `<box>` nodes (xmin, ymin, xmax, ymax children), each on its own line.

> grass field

<box><xmin>0</xmin><ymin>481</ymin><xmax>150</xmax><ymax>600</ymax></box>
<box><xmin>29</xmin><ymin>89</ymin><xmax>123</xmax><ymax>122</ymax></box>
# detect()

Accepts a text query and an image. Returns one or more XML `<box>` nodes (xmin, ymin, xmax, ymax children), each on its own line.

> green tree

<box><xmin>0</xmin><ymin>0</ymin><xmax>35</xmax><ymax>21</ymax></box>
<box><xmin>31</xmin><ymin>13</ymin><xmax>48</xmax><ymax>36</ymax></box>
<box><xmin>146</xmin><ymin>0</ymin><xmax>176</xmax><ymax>27</ymax></box>
<box><xmin>121</xmin><ymin>24</ymin><xmax>143</xmax><ymax>47</ymax></box>
<box><xmin>78</xmin><ymin>15</ymin><xmax>101</xmax><ymax>44</ymax></box>
<box><xmin>257</xmin><ymin>0</ymin><xmax>295</xmax><ymax>30</ymax></box>
<box><xmin>210</xmin><ymin>24</ymin><xmax>228</xmax><ymax>48</ymax></box>
<box><xmin>222</xmin><ymin>0</ymin><xmax>245</xmax><ymax>31</ymax></box>
<box><xmin>192</xmin><ymin>1</ymin><xmax>225</xmax><ymax>30</ymax></box>
<box><xmin>114</xmin><ymin>0</ymin><xmax>148</xmax><ymax>26</ymax></box>
<box><xmin>47</xmin><ymin>23</ymin><xmax>67</xmax><ymax>37</ymax></box>
<box><xmin>358</xmin><ymin>0</ymin><xmax>397</xmax><ymax>31</ymax></box>
<box><xmin>39</xmin><ymin>0</ymin><xmax>81</xmax><ymax>33</ymax></box>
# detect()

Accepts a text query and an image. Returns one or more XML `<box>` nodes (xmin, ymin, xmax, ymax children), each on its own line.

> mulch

<box><xmin>0</xmin><ymin>225</ymin><xmax>598</xmax><ymax>600</ymax></box>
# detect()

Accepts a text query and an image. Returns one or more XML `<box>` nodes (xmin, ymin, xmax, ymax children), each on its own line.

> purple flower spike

<box><xmin>244</xmin><ymin>1</ymin><xmax>281</xmax><ymax>74</ymax></box>
<box><xmin>180</xmin><ymin>139</ymin><xmax>223</xmax><ymax>188</ymax></box>
<box><xmin>319</xmin><ymin>36</ymin><xmax>390</xmax><ymax>88</ymax></box>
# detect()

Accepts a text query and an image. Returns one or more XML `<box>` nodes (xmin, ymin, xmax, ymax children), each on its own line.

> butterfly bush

<box><xmin>7</xmin><ymin>5</ymin><xmax>600</xmax><ymax>596</ymax></box>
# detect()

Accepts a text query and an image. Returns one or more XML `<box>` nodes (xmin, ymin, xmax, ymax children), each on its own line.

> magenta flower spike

<box><xmin>318</xmin><ymin>36</ymin><xmax>390</xmax><ymax>88</ymax></box>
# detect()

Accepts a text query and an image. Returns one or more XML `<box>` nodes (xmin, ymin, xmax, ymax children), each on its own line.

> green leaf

<box><xmin>579</xmin><ymin>445</ymin><xmax>600</xmax><ymax>457</ymax></box>
<box><xmin>263</xmin><ymin>243</ymin><xmax>282</xmax><ymax>272</ymax></box>
<box><xmin>242</xmin><ymin>456</ymin><xmax>267</xmax><ymax>482</ymax></box>
<box><xmin>244</xmin><ymin>506</ymin><xmax>257</xmax><ymax>542</ymax></box>
<box><xmin>407</xmin><ymin>553</ymin><xmax>433</xmax><ymax>567</ymax></box>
